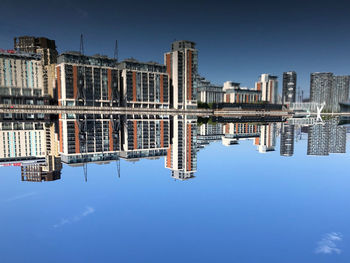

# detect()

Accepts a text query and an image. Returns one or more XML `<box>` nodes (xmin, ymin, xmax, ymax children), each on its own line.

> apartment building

<box><xmin>56</xmin><ymin>52</ymin><xmax>119</xmax><ymax>107</ymax></box>
<box><xmin>282</xmin><ymin>71</ymin><xmax>297</xmax><ymax>104</ymax></box>
<box><xmin>223</xmin><ymin>81</ymin><xmax>261</xmax><ymax>103</ymax></box>
<box><xmin>118</xmin><ymin>59</ymin><xmax>170</xmax><ymax>108</ymax></box>
<box><xmin>165</xmin><ymin>40</ymin><xmax>198</xmax><ymax>109</ymax></box>
<box><xmin>255</xmin><ymin>74</ymin><xmax>278</xmax><ymax>104</ymax></box>
<box><xmin>197</xmin><ymin>76</ymin><xmax>224</xmax><ymax>103</ymax></box>
<box><xmin>0</xmin><ymin>50</ymin><xmax>44</xmax><ymax>101</ymax></box>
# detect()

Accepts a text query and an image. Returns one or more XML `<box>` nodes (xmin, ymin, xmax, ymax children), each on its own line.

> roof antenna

<box><xmin>114</xmin><ymin>40</ymin><xmax>118</xmax><ymax>61</ymax></box>
<box><xmin>80</xmin><ymin>34</ymin><xmax>85</xmax><ymax>55</ymax></box>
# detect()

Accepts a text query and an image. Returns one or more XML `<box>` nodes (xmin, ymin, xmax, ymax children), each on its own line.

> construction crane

<box><xmin>80</xmin><ymin>34</ymin><xmax>85</xmax><ymax>55</ymax></box>
<box><xmin>83</xmin><ymin>163</ymin><xmax>87</xmax><ymax>182</ymax></box>
<box><xmin>117</xmin><ymin>158</ymin><xmax>120</xmax><ymax>178</ymax></box>
<box><xmin>114</xmin><ymin>40</ymin><xmax>118</xmax><ymax>61</ymax></box>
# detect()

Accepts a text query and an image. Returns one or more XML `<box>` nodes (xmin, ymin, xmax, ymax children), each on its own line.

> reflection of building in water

<box><xmin>0</xmin><ymin>122</ymin><xmax>46</xmax><ymax>163</ymax></box>
<box><xmin>58</xmin><ymin>114</ymin><xmax>170</xmax><ymax>164</ymax></box>
<box><xmin>280</xmin><ymin>123</ymin><xmax>295</xmax><ymax>156</ymax></box>
<box><xmin>307</xmin><ymin>123</ymin><xmax>330</xmax><ymax>156</ymax></box>
<box><xmin>255</xmin><ymin>123</ymin><xmax>276</xmax><ymax>153</ymax></box>
<box><xmin>166</xmin><ymin>115</ymin><xmax>197</xmax><ymax>180</ymax></box>
<box><xmin>0</xmin><ymin>121</ymin><xmax>62</xmax><ymax>181</ymax></box>
<box><xmin>21</xmin><ymin>122</ymin><xmax>62</xmax><ymax>182</ymax></box>
<box><xmin>307</xmin><ymin>118</ymin><xmax>347</xmax><ymax>155</ymax></box>
<box><xmin>120</xmin><ymin>116</ymin><xmax>169</xmax><ymax>160</ymax></box>
<box><xmin>222</xmin><ymin>122</ymin><xmax>260</xmax><ymax>146</ymax></box>
<box><xmin>197</xmin><ymin>123</ymin><xmax>223</xmax><ymax>149</ymax></box>
<box><xmin>59</xmin><ymin>115</ymin><xmax>120</xmax><ymax>164</ymax></box>
<box><xmin>329</xmin><ymin>118</ymin><xmax>347</xmax><ymax>153</ymax></box>
<box><xmin>21</xmin><ymin>155</ymin><xmax>62</xmax><ymax>182</ymax></box>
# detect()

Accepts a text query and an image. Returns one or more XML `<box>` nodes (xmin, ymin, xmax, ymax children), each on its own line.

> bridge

<box><xmin>0</xmin><ymin>104</ymin><xmax>293</xmax><ymax>117</ymax></box>
<box><xmin>289</xmin><ymin>102</ymin><xmax>325</xmax><ymax>113</ymax></box>
<box><xmin>0</xmin><ymin>104</ymin><xmax>213</xmax><ymax>116</ymax></box>
<box><xmin>285</xmin><ymin>117</ymin><xmax>317</xmax><ymax>126</ymax></box>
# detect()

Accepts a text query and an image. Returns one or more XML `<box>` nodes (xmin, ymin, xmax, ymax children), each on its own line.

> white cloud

<box><xmin>315</xmin><ymin>232</ymin><xmax>343</xmax><ymax>255</ymax></box>
<box><xmin>5</xmin><ymin>192</ymin><xmax>37</xmax><ymax>202</ymax></box>
<box><xmin>53</xmin><ymin>206</ymin><xmax>95</xmax><ymax>228</ymax></box>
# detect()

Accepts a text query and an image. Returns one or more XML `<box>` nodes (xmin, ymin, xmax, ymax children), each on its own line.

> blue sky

<box><xmin>1</xmin><ymin>0</ymin><xmax>350</xmax><ymax>97</ymax></box>
<box><xmin>0</xmin><ymin>135</ymin><xmax>350</xmax><ymax>262</ymax></box>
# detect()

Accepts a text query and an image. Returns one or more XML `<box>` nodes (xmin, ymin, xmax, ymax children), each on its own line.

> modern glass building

<box><xmin>282</xmin><ymin>71</ymin><xmax>297</xmax><ymax>104</ymax></box>
<box><xmin>310</xmin><ymin>73</ymin><xmax>350</xmax><ymax>112</ymax></box>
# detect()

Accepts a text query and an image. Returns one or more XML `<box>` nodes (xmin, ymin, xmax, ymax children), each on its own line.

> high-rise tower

<box><xmin>165</xmin><ymin>40</ymin><xmax>198</xmax><ymax>109</ymax></box>
<box><xmin>310</xmin><ymin>73</ymin><xmax>350</xmax><ymax>112</ymax></box>
<box><xmin>255</xmin><ymin>74</ymin><xmax>278</xmax><ymax>104</ymax></box>
<box><xmin>282</xmin><ymin>71</ymin><xmax>297</xmax><ymax>104</ymax></box>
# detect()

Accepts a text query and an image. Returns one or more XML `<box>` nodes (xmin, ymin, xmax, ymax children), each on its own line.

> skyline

<box><xmin>2</xmin><ymin>2</ymin><xmax>350</xmax><ymax>262</ymax></box>
<box><xmin>2</xmin><ymin>0</ymin><xmax>350</xmax><ymax>96</ymax></box>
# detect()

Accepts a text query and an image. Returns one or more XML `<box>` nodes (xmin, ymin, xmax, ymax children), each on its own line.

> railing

<box><xmin>289</xmin><ymin>102</ymin><xmax>325</xmax><ymax>112</ymax></box>
<box><xmin>0</xmin><ymin>104</ymin><xmax>213</xmax><ymax>116</ymax></box>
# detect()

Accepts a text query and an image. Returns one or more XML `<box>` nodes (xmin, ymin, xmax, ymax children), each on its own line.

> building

<box><xmin>339</xmin><ymin>102</ymin><xmax>350</xmax><ymax>113</ymax></box>
<box><xmin>165</xmin><ymin>40</ymin><xmax>198</xmax><ymax>109</ymax></box>
<box><xmin>282</xmin><ymin>71</ymin><xmax>297</xmax><ymax>104</ymax></box>
<box><xmin>331</xmin><ymin>75</ymin><xmax>350</xmax><ymax>112</ymax></box>
<box><xmin>118</xmin><ymin>59</ymin><xmax>170</xmax><ymax>108</ymax></box>
<box><xmin>14</xmin><ymin>36</ymin><xmax>57</xmax><ymax>61</ymax></box>
<box><xmin>0</xmin><ymin>50</ymin><xmax>45</xmax><ymax>102</ymax></box>
<box><xmin>280</xmin><ymin>123</ymin><xmax>295</xmax><ymax>156</ymax></box>
<box><xmin>310</xmin><ymin>73</ymin><xmax>350</xmax><ymax>112</ymax></box>
<box><xmin>56</xmin><ymin>52</ymin><xmax>120</xmax><ymax>107</ymax></box>
<box><xmin>14</xmin><ymin>36</ymin><xmax>58</xmax><ymax>98</ymax></box>
<box><xmin>0</xmin><ymin>49</ymin><xmax>48</xmax><ymax>121</ymax></box>
<box><xmin>223</xmin><ymin>81</ymin><xmax>261</xmax><ymax>103</ymax></box>
<box><xmin>197</xmin><ymin>76</ymin><xmax>224</xmax><ymax>103</ymax></box>
<box><xmin>310</xmin><ymin>73</ymin><xmax>333</xmax><ymax>112</ymax></box>
<box><xmin>165</xmin><ymin>115</ymin><xmax>197</xmax><ymax>180</ymax></box>
<box><xmin>255</xmin><ymin>74</ymin><xmax>278</xmax><ymax>104</ymax></box>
